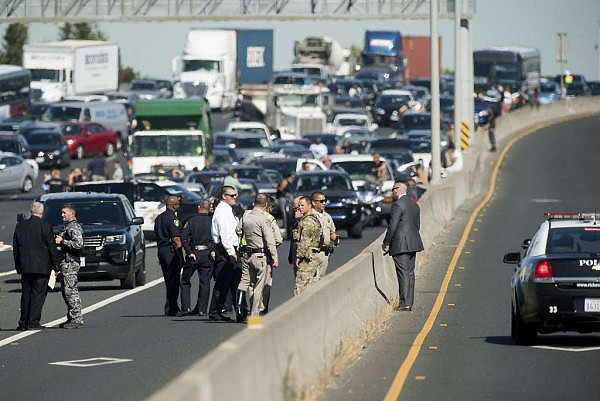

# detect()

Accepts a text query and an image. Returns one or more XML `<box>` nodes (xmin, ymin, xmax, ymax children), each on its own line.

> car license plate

<box><xmin>35</xmin><ymin>156</ymin><xmax>44</xmax><ymax>163</ymax></box>
<box><xmin>584</xmin><ymin>298</ymin><xmax>600</xmax><ymax>312</ymax></box>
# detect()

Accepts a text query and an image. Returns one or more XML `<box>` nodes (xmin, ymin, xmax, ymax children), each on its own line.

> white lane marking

<box><xmin>533</xmin><ymin>345</ymin><xmax>600</xmax><ymax>352</ymax></box>
<box><xmin>0</xmin><ymin>277</ymin><xmax>164</xmax><ymax>349</ymax></box>
<box><xmin>530</xmin><ymin>199</ymin><xmax>561</xmax><ymax>203</ymax></box>
<box><xmin>49</xmin><ymin>357</ymin><xmax>133</xmax><ymax>367</ymax></box>
<box><xmin>146</xmin><ymin>241</ymin><xmax>157</xmax><ymax>248</ymax></box>
<box><xmin>0</xmin><ymin>244</ymin><xmax>13</xmax><ymax>252</ymax></box>
<box><xmin>0</xmin><ymin>269</ymin><xmax>16</xmax><ymax>277</ymax></box>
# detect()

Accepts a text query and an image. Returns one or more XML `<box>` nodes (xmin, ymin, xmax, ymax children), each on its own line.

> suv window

<box><xmin>88</xmin><ymin>124</ymin><xmax>104</xmax><ymax>134</ymax></box>
<box><xmin>43</xmin><ymin>199</ymin><xmax>127</xmax><ymax>226</ymax></box>
<box><xmin>73</xmin><ymin>182</ymin><xmax>136</xmax><ymax>204</ymax></box>
<box><xmin>138</xmin><ymin>183</ymin><xmax>167</xmax><ymax>202</ymax></box>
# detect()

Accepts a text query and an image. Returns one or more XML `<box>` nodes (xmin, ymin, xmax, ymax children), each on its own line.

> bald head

<box><xmin>254</xmin><ymin>193</ymin><xmax>269</xmax><ymax>209</ymax></box>
<box><xmin>166</xmin><ymin>196</ymin><xmax>180</xmax><ymax>211</ymax></box>
<box><xmin>198</xmin><ymin>199</ymin><xmax>211</xmax><ymax>214</ymax></box>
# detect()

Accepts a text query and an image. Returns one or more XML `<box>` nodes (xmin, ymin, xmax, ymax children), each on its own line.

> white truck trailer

<box><xmin>23</xmin><ymin>40</ymin><xmax>119</xmax><ymax>102</ymax></box>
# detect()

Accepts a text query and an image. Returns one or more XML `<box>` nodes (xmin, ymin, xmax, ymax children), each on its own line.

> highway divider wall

<box><xmin>147</xmin><ymin>97</ymin><xmax>600</xmax><ymax>401</ymax></box>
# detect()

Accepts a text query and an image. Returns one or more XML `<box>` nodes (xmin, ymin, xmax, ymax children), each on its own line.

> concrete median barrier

<box><xmin>147</xmin><ymin>97</ymin><xmax>600</xmax><ymax>401</ymax></box>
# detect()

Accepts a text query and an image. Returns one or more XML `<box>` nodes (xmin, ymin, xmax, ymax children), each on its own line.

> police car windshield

<box><xmin>43</xmin><ymin>200</ymin><xmax>126</xmax><ymax>226</ymax></box>
<box><xmin>547</xmin><ymin>227</ymin><xmax>600</xmax><ymax>254</ymax></box>
<box><xmin>296</xmin><ymin>174</ymin><xmax>352</xmax><ymax>191</ymax></box>
<box><xmin>162</xmin><ymin>185</ymin><xmax>203</xmax><ymax>203</ymax></box>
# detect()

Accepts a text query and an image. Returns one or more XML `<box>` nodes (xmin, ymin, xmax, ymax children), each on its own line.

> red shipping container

<box><xmin>402</xmin><ymin>35</ymin><xmax>442</xmax><ymax>81</ymax></box>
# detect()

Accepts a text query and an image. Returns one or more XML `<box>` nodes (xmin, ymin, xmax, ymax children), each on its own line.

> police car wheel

<box><xmin>76</xmin><ymin>145</ymin><xmax>84</xmax><ymax>160</ymax></box>
<box><xmin>21</xmin><ymin>176</ymin><xmax>33</xmax><ymax>193</ymax></box>
<box><xmin>348</xmin><ymin>222</ymin><xmax>363</xmax><ymax>239</ymax></box>
<box><xmin>511</xmin><ymin>302</ymin><xmax>537</xmax><ymax>345</ymax></box>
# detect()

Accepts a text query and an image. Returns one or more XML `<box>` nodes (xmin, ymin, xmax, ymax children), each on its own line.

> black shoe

<box><xmin>61</xmin><ymin>321</ymin><xmax>83</xmax><ymax>329</ymax></box>
<box><xmin>197</xmin><ymin>312</ymin><xmax>207</xmax><ymax>317</ymax></box>
<box><xmin>189</xmin><ymin>307</ymin><xmax>200</xmax><ymax>315</ymax></box>
<box><xmin>176</xmin><ymin>310</ymin><xmax>193</xmax><ymax>317</ymax></box>
<box><xmin>399</xmin><ymin>306</ymin><xmax>412</xmax><ymax>312</ymax></box>
<box><xmin>16</xmin><ymin>325</ymin><xmax>27</xmax><ymax>331</ymax></box>
<box><xmin>27</xmin><ymin>324</ymin><xmax>46</xmax><ymax>330</ymax></box>
<box><xmin>165</xmin><ymin>311</ymin><xmax>179</xmax><ymax>317</ymax></box>
<box><xmin>209</xmin><ymin>313</ymin><xmax>231</xmax><ymax>322</ymax></box>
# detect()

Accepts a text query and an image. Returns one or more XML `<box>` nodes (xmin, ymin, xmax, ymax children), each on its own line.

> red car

<box><xmin>57</xmin><ymin>122</ymin><xmax>118</xmax><ymax>159</ymax></box>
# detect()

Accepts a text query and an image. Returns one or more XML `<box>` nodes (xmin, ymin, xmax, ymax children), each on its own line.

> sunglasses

<box><xmin>225</xmin><ymin>193</ymin><xmax>237</xmax><ymax>198</ymax></box>
<box><xmin>392</xmin><ymin>187</ymin><xmax>402</xmax><ymax>190</ymax></box>
<box><xmin>314</xmin><ymin>199</ymin><xmax>327</xmax><ymax>203</ymax></box>
<box><xmin>293</xmin><ymin>206</ymin><xmax>300</xmax><ymax>211</ymax></box>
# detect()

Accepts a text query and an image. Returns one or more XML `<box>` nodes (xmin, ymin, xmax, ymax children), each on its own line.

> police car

<box><xmin>504</xmin><ymin>213</ymin><xmax>600</xmax><ymax>344</ymax></box>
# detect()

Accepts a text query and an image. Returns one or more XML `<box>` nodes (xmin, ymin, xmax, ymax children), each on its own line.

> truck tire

<box><xmin>348</xmin><ymin>222</ymin><xmax>363</xmax><ymax>239</ymax></box>
<box><xmin>135</xmin><ymin>255</ymin><xmax>146</xmax><ymax>287</ymax></box>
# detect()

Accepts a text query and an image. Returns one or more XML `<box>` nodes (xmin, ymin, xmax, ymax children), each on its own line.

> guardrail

<box><xmin>147</xmin><ymin>96</ymin><xmax>600</xmax><ymax>401</ymax></box>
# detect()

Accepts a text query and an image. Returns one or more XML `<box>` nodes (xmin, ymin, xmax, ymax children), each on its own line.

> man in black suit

<box><xmin>13</xmin><ymin>201</ymin><xmax>60</xmax><ymax>330</ymax></box>
<box><xmin>382</xmin><ymin>180</ymin><xmax>424</xmax><ymax>311</ymax></box>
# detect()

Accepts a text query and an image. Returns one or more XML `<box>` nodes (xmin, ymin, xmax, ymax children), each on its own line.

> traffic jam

<box><xmin>2</xmin><ymin>29</ymin><xmax>600</xmax><ymax>340</ymax></box>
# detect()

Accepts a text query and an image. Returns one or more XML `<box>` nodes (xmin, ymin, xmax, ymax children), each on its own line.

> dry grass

<box><xmin>294</xmin><ymin>297</ymin><xmax>399</xmax><ymax>401</ymax></box>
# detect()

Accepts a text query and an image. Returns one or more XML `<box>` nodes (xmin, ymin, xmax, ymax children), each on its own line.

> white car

<box><xmin>226</xmin><ymin>121</ymin><xmax>277</xmax><ymax>145</ymax></box>
<box><xmin>0</xmin><ymin>151</ymin><xmax>36</xmax><ymax>193</ymax></box>
<box><xmin>380</xmin><ymin>89</ymin><xmax>421</xmax><ymax>112</ymax></box>
<box><xmin>328</xmin><ymin>113</ymin><xmax>378</xmax><ymax>135</ymax></box>
<box><xmin>327</xmin><ymin>154</ymin><xmax>394</xmax><ymax>193</ymax></box>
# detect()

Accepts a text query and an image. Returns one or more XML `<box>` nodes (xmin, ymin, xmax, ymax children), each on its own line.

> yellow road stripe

<box><xmin>381</xmin><ymin>113</ymin><xmax>599</xmax><ymax>401</ymax></box>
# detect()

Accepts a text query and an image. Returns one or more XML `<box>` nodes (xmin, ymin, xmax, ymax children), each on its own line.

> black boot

<box><xmin>235</xmin><ymin>290</ymin><xmax>248</xmax><ymax>323</ymax></box>
<box><xmin>261</xmin><ymin>285</ymin><xmax>271</xmax><ymax>315</ymax></box>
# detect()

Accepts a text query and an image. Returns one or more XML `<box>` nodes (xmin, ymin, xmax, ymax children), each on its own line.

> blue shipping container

<box><xmin>236</xmin><ymin>29</ymin><xmax>273</xmax><ymax>85</ymax></box>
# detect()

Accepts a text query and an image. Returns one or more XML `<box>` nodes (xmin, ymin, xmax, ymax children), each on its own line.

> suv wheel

<box><xmin>120</xmin><ymin>255</ymin><xmax>136</xmax><ymax>289</ymax></box>
<box><xmin>348</xmin><ymin>222</ymin><xmax>363</xmax><ymax>239</ymax></box>
<box><xmin>21</xmin><ymin>176</ymin><xmax>33</xmax><ymax>193</ymax></box>
<box><xmin>105</xmin><ymin>142</ymin><xmax>115</xmax><ymax>157</ymax></box>
<box><xmin>76</xmin><ymin>145</ymin><xmax>84</xmax><ymax>159</ymax></box>
<box><xmin>135</xmin><ymin>255</ymin><xmax>146</xmax><ymax>286</ymax></box>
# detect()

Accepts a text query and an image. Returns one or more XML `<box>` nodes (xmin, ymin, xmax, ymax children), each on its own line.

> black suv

<box><xmin>288</xmin><ymin>170</ymin><xmax>364</xmax><ymax>238</ymax></box>
<box><xmin>38</xmin><ymin>192</ymin><xmax>146</xmax><ymax>289</ymax></box>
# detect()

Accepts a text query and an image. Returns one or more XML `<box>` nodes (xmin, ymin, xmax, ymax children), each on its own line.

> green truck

<box><xmin>130</xmin><ymin>98</ymin><xmax>213</xmax><ymax>175</ymax></box>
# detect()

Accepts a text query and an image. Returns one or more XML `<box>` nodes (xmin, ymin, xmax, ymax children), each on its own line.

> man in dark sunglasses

<box><xmin>311</xmin><ymin>191</ymin><xmax>340</xmax><ymax>279</ymax></box>
<box><xmin>382</xmin><ymin>179</ymin><xmax>424</xmax><ymax>312</ymax></box>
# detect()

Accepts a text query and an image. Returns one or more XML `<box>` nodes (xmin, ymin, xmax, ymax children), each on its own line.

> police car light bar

<box><xmin>544</xmin><ymin>212</ymin><xmax>599</xmax><ymax>220</ymax></box>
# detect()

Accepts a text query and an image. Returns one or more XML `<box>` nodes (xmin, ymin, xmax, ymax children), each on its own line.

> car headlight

<box><xmin>52</xmin><ymin>150</ymin><xmax>61</xmax><ymax>156</ymax></box>
<box><xmin>342</xmin><ymin>198</ymin><xmax>359</xmax><ymax>205</ymax></box>
<box><xmin>105</xmin><ymin>234</ymin><xmax>126</xmax><ymax>245</ymax></box>
<box><xmin>67</xmin><ymin>139</ymin><xmax>75</xmax><ymax>145</ymax></box>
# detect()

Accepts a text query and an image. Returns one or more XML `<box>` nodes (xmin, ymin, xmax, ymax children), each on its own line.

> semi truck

<box><xmin>402</xmin><ymin>36</ymin><xmax>442</xmax><ymax>82</ymax></box>
<box><xmin>359</xmin><ymin>31</ymin><xmax>405</xmax><ymax>82</ymax></box>
<box><xmin>293</xmin><ymin>36</ymin><xmax>351</xmax><ymax>76</ymax></box>
<box><xmin>172</xmin><ymin>28</ymin><xmax>273</xmax><ymax>111</ymax></box>
<box><xmin>23</xmin><ymin>40</ymin><xmax>119</xmax><ymax>102</ymax></box>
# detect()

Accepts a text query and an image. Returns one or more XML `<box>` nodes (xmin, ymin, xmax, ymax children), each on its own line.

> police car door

<box><xmin>136</xmin><ymin>183</ymin><xmax>167</xmax><ymax>232</ymax></box>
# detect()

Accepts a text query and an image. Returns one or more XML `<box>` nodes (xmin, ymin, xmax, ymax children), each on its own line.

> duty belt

<box><xmin>245</xmin><ymin>248</ymin><xmax>266</xmax><ymax>255</ymax></box>
<box><xmin>194</xmin><ymin>245</ymin><xmax>211</xmax><ymax>251</ymax></box>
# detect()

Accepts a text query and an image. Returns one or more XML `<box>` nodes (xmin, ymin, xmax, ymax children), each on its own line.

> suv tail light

<box><xmin>533</xmin><ymin>259</ymin><xmax>554</xmax><ymax>282</ymax></box>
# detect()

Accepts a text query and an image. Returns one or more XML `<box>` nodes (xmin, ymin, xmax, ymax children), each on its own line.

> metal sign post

<box><xmin>556</xmin><ymin>32</ymin><xmax>569</xmax><ymax>97</ymax></box>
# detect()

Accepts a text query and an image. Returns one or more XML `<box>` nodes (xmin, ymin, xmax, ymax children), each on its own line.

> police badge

<box><xmin>174</xmin><ymin>219</ymin><xmax>180</xmax><ymax>227</ymax></box>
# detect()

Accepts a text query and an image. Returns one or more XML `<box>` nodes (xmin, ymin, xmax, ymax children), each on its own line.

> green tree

<box><xmin>0</xmin><ymin>23</ymin><xmax>28</xmax><ymax>65</ymax></box>
<box><xmin>59</xmin><ymin>22</ymin><xmax>107</xmax><ymax>41</ymax></box>
<box><xmin>119</xmin><ymin>66</ymin><xmax>138</xmax><ymax>85</ymax></box>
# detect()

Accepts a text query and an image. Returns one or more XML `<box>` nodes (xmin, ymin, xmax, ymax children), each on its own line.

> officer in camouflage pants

<box><xmin>293</xmin><ymin>196</ymin><xmax>322</xmax><ymax>296</ymax></box>
<box><xmin>55</xmin><ymin>203</ymin><xmax>84</xmax><ymax>329</ymax></box>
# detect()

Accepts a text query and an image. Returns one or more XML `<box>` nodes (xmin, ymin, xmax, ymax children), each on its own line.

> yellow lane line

<box><xmin>381</xmin><ymin>113</ymin><xmax>599</xmax><ymax>401</ymax></box>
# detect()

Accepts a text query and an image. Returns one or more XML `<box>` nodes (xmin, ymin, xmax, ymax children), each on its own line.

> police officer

<box><xmin>154</xmin><ymin>196</ymin><xmax>184</xmax><ymax>316</ymax></box>
<box><xmin>236</xmin><ymin>194</ymin><xmax>279</xmax><ymax>316</ymax></box>
<box><xmin>293</xmin><ymin>196</ymin><xmax>322</xmax><ymax>296</ymax></box>
<box><xmin>55</xmin><ymin>203</ymin><xmax>84</xmax><ymax>329</ymax></box>
<box><xmin>261</xmin><ymin>196</ymin><xmax>283</xmax><ymax>314</ymax></box>
<box><xmin>179</xmin><ymin>199</ymin><xmax>215</xmax><ymax>316</ymax></box>
<box><xmin>311</xmin><ymin>191</ymin><xmax>340</xmax><ymax>279</ymax></box>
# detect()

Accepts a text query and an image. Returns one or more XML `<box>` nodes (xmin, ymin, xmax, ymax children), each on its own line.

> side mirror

<box><xmin>521</xmin><ymin>239</ymin><xmax>531</xmax><ymax>250</ymax></box>
<box><xmin>503</xmin><ymin>252</ymin><xmax>521</xmax><ymax>264</ymax></box>
<box><xmin>131</xmin><ymin>216</ymin><xmax>144</xmax><ymax>225</ymax></box>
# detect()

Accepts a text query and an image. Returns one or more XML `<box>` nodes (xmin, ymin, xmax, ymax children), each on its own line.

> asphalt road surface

<box><xmin>321</xmin><ymin>115</ymin><xmax>600</xmax><ymax>401</ymax></box>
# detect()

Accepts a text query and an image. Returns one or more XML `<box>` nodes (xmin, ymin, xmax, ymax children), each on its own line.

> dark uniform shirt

<box><xmin>181</xmin><ymin>214</ymin><xmax>214</xmax><ymax>256</ymax></box>
<box><xmin>154</xmin><ymin>209</ymin><xmax>181</xmax><ymax>249</ymax></box>
<box><xmin>46</xmin><ymin>178</ymin><xmax>67</xmax><ymax>193</ymax></box>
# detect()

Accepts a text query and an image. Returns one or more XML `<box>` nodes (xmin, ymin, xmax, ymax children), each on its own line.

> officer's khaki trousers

<box><xmin>248</xmin><ymin>253</ymin><xmax>269</xmax><ymax>316</ymax></box>
<box><xmin>315</xmin><ymin>252</ymin><xmax>329</xmax><ymax>279</ymax></box>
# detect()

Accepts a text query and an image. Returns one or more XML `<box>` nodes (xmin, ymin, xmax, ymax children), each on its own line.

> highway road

<box><xmin>0</xmin><ymin>110</ymin><xmax>389</xmax><ymax>401</ymax></box>
<box><xmin>321</xmin><ymin>115</ymin><xmax>600</xmax><ymax>401</ymax></box>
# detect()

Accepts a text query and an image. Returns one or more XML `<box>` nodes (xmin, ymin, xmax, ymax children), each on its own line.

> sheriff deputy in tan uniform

<box><xmin>311</xmin><ymin>191</ymin><xmax>340</xmax><ymax>279</ymax></box>
<box><xmin>236</xmin><ymin>194</ymin><xmax>279</xmax><ymax>317</ymax></box>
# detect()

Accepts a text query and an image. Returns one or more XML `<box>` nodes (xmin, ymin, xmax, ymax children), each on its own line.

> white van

<box><xmin>40</xmin><ymin>102</ymin><xmax>129</xmax><ymax>147</ymax></box>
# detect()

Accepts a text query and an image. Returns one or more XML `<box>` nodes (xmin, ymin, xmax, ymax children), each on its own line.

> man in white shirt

<box><xmin>208</xmin><ymin>185</ymin><xmax>240</xmax><ymax>321</ymax></box>
<box><xmin>445</xmin><ymin>143</ymin><xmax>463</xmax><ymax>173</ymax></box>
<box><xmin>309</xmin><ymin>137</ymin><xmax>328</xmax><ymax>160</ymax></box>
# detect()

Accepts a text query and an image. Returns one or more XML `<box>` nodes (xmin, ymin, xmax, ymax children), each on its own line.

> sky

<box><xmin>2</xmin><ymin>0</ymin><xmax>600</xmax><ymax>80</ymax></box>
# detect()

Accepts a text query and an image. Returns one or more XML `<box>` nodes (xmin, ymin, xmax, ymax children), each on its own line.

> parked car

<box><xmin>37</xmin><ymin>192</ymin><xmax>146</xmax><ymax>289</ymax></box>
<box><xmin>371</xmin><ymin>92</ymin><xmax>412</xmax><ymax>126</ymax></box>
<box><xmin>57</xmin><ymin>122</ymin><xmax>119</xmax><ymax>159</ymax></box>
<box><xmin>0</xmin><ymin>133</ymin><xmax>38</xmax><ymax>178</ymax></box>
<box><xmin>587</xmin><ymin>81</ymin><xmax>600</xmax><ymax>95</ymax></box>
<box><xmin>27</xmin><ymin>130</ymin><xmax>71</xmax><ymax>168</ymax></box>
<box><xmin>127</xmin><ymin>79</ymin><xmax>162</xmax><ymax>100</ymax></box>
<box><xmin>288</xmin><ymin>170</ymin><xmax>364</xmax><ymax>238</ymax></box>
<box><xmin>226</xmin><ymin>121</ymin><xmax>279</xmax><ymax>144</ymax></box>
<box><xmin>327</xmin><ymin>113</ymin><xmax>377</xmax><ymax>135</ymax></box>
<box><xmin>246</xmin><ymin>155</ymin><xmax>327</xmax><ymax>174</ymax></box>
<box><xmin>213</xmin><ymin>131</ymin><xmax>272</xmax><ymax>162</ymax></box>
<box><xmin>538</xmin><ymin>80</ymin><xmax>562</xmax><ymax>104</ymax></box>
<box><xmin>0</xmin><ymin>151</ymin><xmax>36</xmax><ymax>192</ymax></box>
<box><xmin>303</xmin><ymin>133</ymin><xmax>339</xmax><ymax>154</ymax></box>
